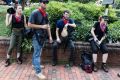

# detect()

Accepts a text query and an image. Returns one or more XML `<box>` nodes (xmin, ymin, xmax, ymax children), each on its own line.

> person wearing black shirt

<box><xmin>5</xmin><ymin>5</ymin><xmax>27</xmax><ymax>67</ymax></box>
<box><xmin>90</xmin><ymin>16</ymin><xmax>109</xmax><ymax>72</ymax></box>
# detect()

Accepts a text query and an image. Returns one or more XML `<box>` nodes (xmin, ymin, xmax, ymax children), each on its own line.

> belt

<box><xmin>12</xmin><ymin>28</ymin><xmax>24</xmax><ymax>31</ymax></box>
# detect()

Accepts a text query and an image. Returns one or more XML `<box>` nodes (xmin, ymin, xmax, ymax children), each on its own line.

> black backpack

<box><xmin>80</xmin><ymin>51</ymin><xmax>93</xmax><ymax>73</ymax></box>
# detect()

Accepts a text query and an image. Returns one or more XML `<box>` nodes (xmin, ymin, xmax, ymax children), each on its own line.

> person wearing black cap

<box><xmin>90</xmin><ymin>16</ymin><xmax>109</xmax><ymax>72</ymax></box>
<box><xmin>28</xmin><ymin>0</ymin><xmax>52</xmax><ymax>79</ymax></box>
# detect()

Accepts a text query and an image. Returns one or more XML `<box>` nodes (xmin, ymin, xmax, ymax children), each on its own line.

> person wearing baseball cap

<box><xmin>90</xmin><ymin>16</ymin><xmax>109</xmax><ymax>72</ymax></box>
<box><xmin>28</xmin><ymin>0</ymin><xmax>53</xmax><ymax>79</ymax></box>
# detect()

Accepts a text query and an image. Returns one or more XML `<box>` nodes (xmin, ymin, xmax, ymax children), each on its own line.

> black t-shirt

<box><xmin>93</xmin><ymin>22</ymin><xmax>108</xmax><ymax>40</ymax></box>
<box><xmin>12</xmin><ymin>14</ymin><xmax>24</xmax><ymax>28</ymax></box>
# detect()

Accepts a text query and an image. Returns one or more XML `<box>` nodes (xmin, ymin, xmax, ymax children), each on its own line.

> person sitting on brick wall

<box><xmin>52</xmin><ymin>10</ymin><xmax>76</xmax><ymax>67</ymax></box>
<box><xmin>90</xmin><ymin>16</ymin><xmax>109</xmax><ymax>72</ymax></box>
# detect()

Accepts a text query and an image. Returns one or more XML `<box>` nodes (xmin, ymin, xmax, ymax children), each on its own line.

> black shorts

<box><xmin>90</xmin><ymin>40</ymin><xmax>108</xmax><ymax>54</ymax></box>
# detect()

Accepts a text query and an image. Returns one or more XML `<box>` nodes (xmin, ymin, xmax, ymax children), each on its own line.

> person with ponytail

<box><xmin>90</xmin><ymin>16</ymin><xmax>109</xmax><ymax>72</ymax></box>
<box><xmin>52</xmin><ymin>10</ymin><xmax>76</xmax><ymax>67</ymax></box>
<box><xmin>5</xmin><ymin>4</ymin><xmax>27</xmax><ymax>67</ymax></box>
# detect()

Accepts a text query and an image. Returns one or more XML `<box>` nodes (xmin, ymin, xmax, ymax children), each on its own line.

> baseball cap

<box><xmin>39</xmin><ymin>0</ymin><xmax>49</xmax><ymax>4</ymax></box>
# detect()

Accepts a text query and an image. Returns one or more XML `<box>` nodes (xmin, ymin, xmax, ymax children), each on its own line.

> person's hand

<box><xmin>49</xmin><ymin>37</ymin><xmax>53</xmax><ymax>43</ymax></box>
<box><xmin>98</xmin><ymin>40</ymin><xmax>102</xmax><ymax>45</ymax></box>
<box><xmin>94</xmin><ymin>37</ymin><xmax>98</xmax><ymax>42</ymax></box>
<box><xmin>64</xmin><ymin>23</ymin><xmax>69</xmax><ymax>29</ymax></box>
<box><xmin>56</xmin><ymin>38</ymin><xmax>61</xmax><ymax>43</ymax></box>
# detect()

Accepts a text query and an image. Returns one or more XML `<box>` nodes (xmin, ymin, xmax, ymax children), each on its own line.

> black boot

<box><xmin>93</xmin><ymin>63</ymin><xmax>98</xmax><ymax>72</ymax></box>
<box><xmin>52</xmin><ymin>60</ymin><xmax>57</xmax><ymax>66</ymax></box>
<box><xmin>5</xmin><ymin>59</ymin><xmax>11</xmax><ymax>67</ymax></box>
<box><xmin>101</xmin><ymin>63</ymin><xmax>109</xmax><ymax>72</ymax></box>
<box><xmin>17</xmin><ymin>57</ymin><xmax>22</xmax><ymax>64</ymax></box>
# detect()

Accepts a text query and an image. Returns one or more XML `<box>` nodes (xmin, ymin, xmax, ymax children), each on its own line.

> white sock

<box><xmin>102</xmin><ymin>53</ymin><xmax>108</xmax><ymax>63</ymax></box>
<box><xmin>17</xmin><ymin>53</ymin><xmax>20</xmax><ymax>58</ymax></box>
<box><xmin>7</xmin><ymin>54</ymin><xmax>10</xmax><ymax>59</ymax></box>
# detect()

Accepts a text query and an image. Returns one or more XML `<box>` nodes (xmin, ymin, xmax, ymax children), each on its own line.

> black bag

<box><xmin>23</xmin><ymin>28</ymin><xmax>34</xmax><ymax>39</ymax></box>
<box><xmin>80</xmin><ymin>51</ymin><xmax>93</xmax><ymax>73</ymax></box>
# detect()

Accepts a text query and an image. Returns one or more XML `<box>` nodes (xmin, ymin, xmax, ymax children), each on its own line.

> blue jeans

<box><xmin>5</xmin><ymin>0</ymin><xmax>12</xmax><ymax>5</ymax></box>
<box><xmin>32</xmin><ymin>36</ymin><xmax>43</xmax><ymax>74</ymax></box>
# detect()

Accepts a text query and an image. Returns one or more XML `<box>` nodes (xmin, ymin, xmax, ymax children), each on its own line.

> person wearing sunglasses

<box><xmin>28</xmin><ymin>0</ymin><xmax>53</xmax><ymax>79</ymax></box>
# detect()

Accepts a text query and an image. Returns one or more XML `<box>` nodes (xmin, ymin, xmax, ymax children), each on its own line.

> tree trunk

<box><xmin>21</xmin><ymin>0</ymin><xmax>25</xmax><ymax>10</ymax></box>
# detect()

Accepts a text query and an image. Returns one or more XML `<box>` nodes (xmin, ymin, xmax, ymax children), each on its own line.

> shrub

<box><xmin>108</xmin><ymin>20</ymin><xmax>120</xmax><ymax>42</ymax></box>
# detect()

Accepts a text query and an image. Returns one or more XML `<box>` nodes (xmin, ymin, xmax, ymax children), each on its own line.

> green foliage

<box><xmin>114</xmin><ymin>0</ymin><xmax>120</xmax><ymax>9</ymax></box>
<box><xmin>24</xmin><ymin>1</ymin><xmax>117</xmax><ymax>41</ymax></box>
<box><xmin>108</xmin><ymin>20</ymin><xmax>120</xmax><ymax>42</ymax></box>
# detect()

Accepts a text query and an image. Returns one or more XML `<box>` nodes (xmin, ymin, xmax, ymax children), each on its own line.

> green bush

<box><xmin>108</xmin><ymin>20</ymin><xmax>120</xmax><ymax>42</ymax></box>
<box><xmin>24</xmin><ymin>1</ymin><xmax>117</xmax><ymax>41</ymax></box>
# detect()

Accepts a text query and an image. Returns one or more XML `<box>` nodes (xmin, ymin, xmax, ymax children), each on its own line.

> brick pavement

<box><xmin>0</xmin><ymin>59</ymin><xmax>120</xmax><ymax>80</ymax></box>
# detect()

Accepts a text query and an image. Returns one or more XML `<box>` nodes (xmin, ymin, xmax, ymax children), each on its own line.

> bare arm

<box><xmin>24</xmin><ymin>15</ymin><xmax>27</xmax><ymax>27</ymax></box>
<box><xmin>100</xmin><ymin>34</ymin><xmax>107</xmax><ymax>43</ymax></box>
<box><xmin>5</xmin><ymin>14</ymin><xmax>12</xmax><ymax>27</ymax></box>
<box><xmin>47</xmin><ymin>24</ymin><xmax>52</xmax><ymax>40</ymax></box>
<box><xmin>68</xmin><ymin>23</ymin><xmax>76</xmax><ymax>28</ymax></box>
<box><xmin>91</xmin><ymin>27</ymin><xmax>98</xmax><ymax>41</ymax></box>
<box><xmin>56</xmin><ymin>28</ymin><xmax>60</xmax><ymax>39</ymax></box>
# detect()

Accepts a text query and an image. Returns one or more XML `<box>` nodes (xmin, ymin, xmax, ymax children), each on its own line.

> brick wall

<box><xmin>0</xmin><ymin>37</ymin><xmax>120</xmax><ymax>66</ymax></box>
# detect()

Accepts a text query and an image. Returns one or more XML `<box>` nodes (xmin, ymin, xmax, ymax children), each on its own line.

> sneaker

<box><xmin>36</xmin><ymin>73</ymin><xmax>46</xmax><ymax>80</ymax></box>
<box><xmin>101</xmin><ymin>63</ymin><xmax>109</xmax><ymax>72</ymax></box>
<box><xmin>93</xmin><ymin>63</ymin><xmax>98</xmax><ymax>72</ymax></box>
<box><xmin>52</xmin><ymin>61</ymin><xmax>57</xmax><ymax>66</ymax></box>
<box><xmin>5</xmin><ymin>59</ymin><xmax>11</xmax><ymax>67</ymax></box>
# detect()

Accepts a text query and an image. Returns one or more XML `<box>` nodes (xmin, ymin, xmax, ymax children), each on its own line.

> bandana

<box><xmin>38</xmin><ymin>8</ymin><xmax>46</xmax><ymax>17</ymax></box>
<box><xmin>15</xmin><ymin>14</ymin><xmax>21</xmax><ymax>22</ymax></box>
<box><xmin>63</xmin><ymin>17</ymin><xmax>69</xmax><ymax>25</ymax></box>
<box><xmin>100</xmin><ymin>22</ymin><xmax>106</xmax><ymax>32</ymax></box>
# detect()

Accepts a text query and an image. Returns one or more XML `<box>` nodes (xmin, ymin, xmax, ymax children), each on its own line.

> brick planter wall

<box><xmin>0</xmin><ymin>36</ymin><xmax>120</xmax><ymax>66</ymax></box>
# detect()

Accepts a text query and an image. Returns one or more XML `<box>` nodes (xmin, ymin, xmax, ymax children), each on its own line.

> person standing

<box><xmin>28</xmin><ymin>0</ymin><xmax>53</xmax><ymax>79</ymax></box>
<box><xmin>90</xmin><ymin>16</ymin><xmax>109</xmax><ymax>72</ymax></box>
<box><xmin>52</xmin><ymin>10</ymin><xmax>76</xmax><ymax>67</ymax></box>
<box><xmin>5</xmin><ymin>4</ymin><xmax>26</xmax><ymax>67</ymax></box>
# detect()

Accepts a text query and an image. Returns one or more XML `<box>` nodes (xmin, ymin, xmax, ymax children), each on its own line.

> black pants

<box><xmin>52</xmin><ymin>38</ymin><xmax>75</xmax><ymax>63</ymax></box>
<box><xmin>90</xmin><ymin>40</ymin><xmax>108</xmax><ymax>54</ymax></box>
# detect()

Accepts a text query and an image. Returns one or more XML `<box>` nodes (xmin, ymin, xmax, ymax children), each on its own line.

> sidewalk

<box><xmin>0</xmin><ymin>58</ymin><xmax>120</xmax><ymax>80</ymax></box>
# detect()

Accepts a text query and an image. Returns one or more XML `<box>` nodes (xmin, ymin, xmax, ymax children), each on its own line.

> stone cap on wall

<box><xmin>0</xmin><ymin>36</ymin><xmax>120</xmax><ymax>51</ymax></box>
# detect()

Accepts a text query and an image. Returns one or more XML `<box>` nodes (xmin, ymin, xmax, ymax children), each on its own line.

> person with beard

<box><xmin>90</xmin><ymin>16</ymin><xmax>109</xmax><ymax>72</ymax></box>
<box><xmin>5</xmin><ymin>5</ymin><xmax>26</xmax><ymax>67</ymax></box>
<box><xmin>28</xmin><ymin>0</ymin><xmax>53</xmax><ymax>79</ymax></box>
<box><xmin>52</xmin><ymin>10</ymin><xmax>76</xmax><ymax>67</ymax></box>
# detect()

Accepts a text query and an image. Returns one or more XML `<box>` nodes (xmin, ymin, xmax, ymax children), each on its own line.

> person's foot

<box><xmin>36</xmin><ymin>73</ymin><xmax>46</xmax><ymax>80</ymax></box>
<box><xmin>117</xmin><ymin>73</ymin><xmax>120</xmax><ymax>77</ymax></box>
<box><xmin>69</xmin><ymin>61</ymin><xmax>74</xmax><ymax>67</ymax></box>
<box><xmin>52</xmin><ymin>61</ymin><xmax>57</xmax><ymax>66</ymax></box>
<box><xmin>93</xmin><ymin>63</ymin><xmax>98</xmax><ymax>72</ymax></box>
<box><xmin>101</xmin><ymin>63</ymin><xmax>109</xmax><ymax>72</ymax></box>
<box><xmin>17</xmin><ymin>57</ymin><xmax>22</xmax><ymax>64</ymax></box>
<box><xmin>5</xmin><ymin>59</ymin><xmax>11</xmax><ymax>67</ymax></box>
